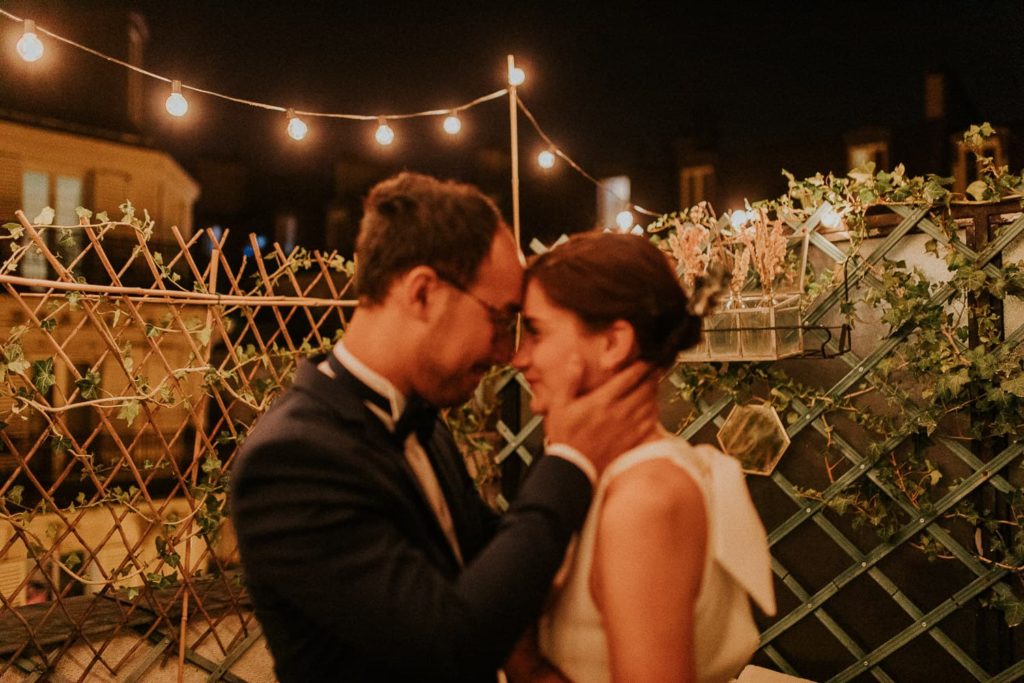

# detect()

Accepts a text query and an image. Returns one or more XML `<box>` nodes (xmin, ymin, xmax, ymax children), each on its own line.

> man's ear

<box><xmin>394</xmin><ymin>266</ymin><xmax>445</xmax><ymax>322</ymax></box>
<box><xmin>597</xmin><ymin>320</ymin><xmax>637</xmax><ymax>371</ymax></box>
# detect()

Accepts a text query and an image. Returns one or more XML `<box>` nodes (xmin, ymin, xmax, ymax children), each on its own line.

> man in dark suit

<box><xmin>231</xmin><ymin>172</ymin><xmax>656</xmax><ymax>681</ymax></box>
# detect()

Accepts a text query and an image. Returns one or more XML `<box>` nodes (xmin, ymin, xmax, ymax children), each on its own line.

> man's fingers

<box><xmin>579</xmin><ymin>360</ymin><xmax>655</xmax><ymax>406</ymax></box>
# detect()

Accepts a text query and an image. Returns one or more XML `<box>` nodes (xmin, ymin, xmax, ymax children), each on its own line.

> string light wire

<box><xmin>0</xmin><ymin>8</ymin><xmax>507</xmax><ymax>122</ymax></box>
<box><xmin>516</xmin><ymin>97</ymin><xmax>661</xmax><ymax>217</ymax></box>
<box><xmin>0</xmin><ymin>8</ymin><xmax>661</xmax><ymax>222</ymax></box>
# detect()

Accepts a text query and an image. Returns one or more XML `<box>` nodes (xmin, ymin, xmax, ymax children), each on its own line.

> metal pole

<box><xmin>507</xmin><ymin>54</ymin><xmax>521</xmax><ymax>249</ymax></box>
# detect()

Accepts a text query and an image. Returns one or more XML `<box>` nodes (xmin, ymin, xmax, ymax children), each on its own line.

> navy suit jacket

<box><xmin>231</xmin><ymin>355</ymin><xmax>592</xmax><ymax>682</ymax></box>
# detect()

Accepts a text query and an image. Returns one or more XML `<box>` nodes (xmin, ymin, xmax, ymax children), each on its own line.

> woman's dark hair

<box><xmin>525</xmin><ymin>232</ymin><xmax>702</xmax><ymax>368</ymax></box>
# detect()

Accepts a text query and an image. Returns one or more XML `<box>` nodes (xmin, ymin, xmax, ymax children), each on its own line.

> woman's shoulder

<box><xmin>602</xmin><ymin>444</ymin><xmax>708</xmax><ymax>522</ymax></box>
<box><xmin>605</xmin><ymin>437</ymin><xmax>720</xmax><ymax>487</ymax></box>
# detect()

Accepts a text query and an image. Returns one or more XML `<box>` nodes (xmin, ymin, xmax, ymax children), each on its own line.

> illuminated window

<box><xmin>597</xmin><ymin>176</ymin><xmax>630</xmax><ymax>230</ymax></box>
<box><xmin>20</xmin><ymin>171</ymin><xmax>84</xmax><ymax>281</ymax></box>
<box><xmin>20</xmin><ymin>171</ymin><xmax>49</xmax><ymax>281</ymax></box>
<box><xmin>679</xmin><ymin>164</ymin><xmax>714</xmax><ymax>208</ymax></box>
<box><xmin>848</xmin><ymin>141</ymin><xmax>889</xmax><ymax>172</ymax></box>
<box><xmin>127</xmin><ymin>13</ymin><xmax>149</xmax><ymax>127</ymax></box>
<box><xmin>955</xmin><ymin>132</ymin><xmax>1006</xmax><ymax>193</ymax></box>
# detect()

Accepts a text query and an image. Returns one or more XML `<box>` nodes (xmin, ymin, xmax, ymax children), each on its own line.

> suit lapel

<box><xmin>293</xmin><ymin>355</ymin><xmax>468</xmax><ymax>570</ymax></box>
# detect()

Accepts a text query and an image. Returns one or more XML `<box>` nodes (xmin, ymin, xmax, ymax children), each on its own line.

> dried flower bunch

<box><xmin>650</xmin><ymin>201</ymin><xmax>797</xmax><ymax>306</ymax></box>
<box><xmin>734</xmin><ymin>207</ymin><xmax>789</xmax><ymax>301</ymax></box>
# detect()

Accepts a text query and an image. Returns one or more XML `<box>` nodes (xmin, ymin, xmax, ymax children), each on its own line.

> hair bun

<box><xmin>670</xmin><ymin>310</ymin><xmax>702</xmax><ymax>354</ymax></box>
<box><xmin>687</xmin><ymin>261</ymin><xmax>731</xmax><ymax>318</ymax></box>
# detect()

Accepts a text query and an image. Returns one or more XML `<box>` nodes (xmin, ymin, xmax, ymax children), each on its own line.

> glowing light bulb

<box><xmin>509</xmin><ymin>66</ymin><xmax>526</xmax><ymax>86</ymax></box>
<box><xmin>443</xmin><ymin>113</ymin><xmax>462</xmax><ymax>135</ymax></box>
<box><xmin>537</xmin><ymin>149</ymin><xmax>555</xmax><ymax>169</ymax></box>
<box><xmin>375</xmin><ymin>119</ymin><xmax>395</xmax><ymax>146</ymax></box>
<box><xmin>616</xmin><ymin>210</ymin><xmax>634</xmax><ymax>231</ymax></box>
<box><xmin>16</xmin><ymin>21</ymin><xmax>43</xmax><ymax>63</ymax></box>
<box><xmin>165</xmin><ymin>80</ymin><xmax>188</xmax><ymax>117</ymax></box>
<box><xmin>821</xmin><ymin>207</ymin><xmax>842</xmax><ymax>229</ymax></box>
<box><xmin>286</xmin><ymin>110</ymin><xmax>308</xmax><ymax>140</ymax></box>
<box><xmin>730</xmin><ymin>210</ymin><xmax>749</xmax><ymax>229</ymax></box>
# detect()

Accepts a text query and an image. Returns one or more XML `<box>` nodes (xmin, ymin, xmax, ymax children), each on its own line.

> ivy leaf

<box><xmin>95</xmin><ymin>211</ymin><xmax>109</xmax><ymax>223</ymax></box>
<box><xmin>33</xmin><ymin>207</ymin><xmax>55</xmax><ymax>225</ymax></box>
<box><xmin>965</xmin><ymin>180</ymin><xmax>988</xmax><ymax>201</ymax></box>
<box><xmin>195</xmin><ymin>324</ymin><xmax>212</xmax><ymax>347</ymax></box>
<box><xmin>4</xmin><ymin>222</ymin><xmax>24</xmax><ymax>240</ymax></box>
<box><xmin>75</xmin><ymin>369</ymin><xmax>102</xmax><ymax>400</ymax></box>
<box><xmin>999</xmin><ymin>597</ymin><xmax>1024</xmax><ymax>628</ymax></box>
<box><xmin>1002</xmin><ymin>374</ymin><xmax>1024</xmax><ymax>398</ymax></box>
<box><xmin>4</xmin><ymin>485</ymin><xmax>24</xmax><ymax>506</ymax></box>
<box><xmin>117</xmin><ymin>399</ymin><xmax>141</xmax><ymax>428</ymax></box>
<box><xmin>937</xmin><ymin>369</ymin><xmax>970</xmax><ymax>398</ymax></box>
<box><xmin>32</xmin><ymin>358</ymin><xmax>56</xmax><ymax>395</ymax></box>
<box><xmin>2</xmin><ymin>343</ymin><xmax>30</xmax><ymax>376</ymax></box>
<box><xmin>50</xmin><ymin>431</ymin><xmax>72</xmax><ymax>452</ymax></box>
<box><xmin>74</xmin><ymin>207</ymin><xmax>92</xmax><ymax>221</ymax></box>
<box><xmin>63</xmin><ymin>552</ymin><xmax>81</xmax><ymax>570</ymax></box>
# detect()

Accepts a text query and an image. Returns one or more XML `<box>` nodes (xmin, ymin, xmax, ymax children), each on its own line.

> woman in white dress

<box><xmin>504</xmin><ymin>232</ymin><xmax>776</xmax><ymax>683</ymax></box>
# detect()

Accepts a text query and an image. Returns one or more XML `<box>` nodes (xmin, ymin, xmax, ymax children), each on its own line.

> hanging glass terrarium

<box><xmin>651</xmin><ymin>201</ymin><xmax>821</xmax><ymax>362</ymax></box>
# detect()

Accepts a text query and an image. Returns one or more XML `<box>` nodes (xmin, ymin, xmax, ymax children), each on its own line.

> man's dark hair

<box><xmin>355</xmin><ymin>172</ymin><xmax>505</xmax><ymax>304</ymax></box>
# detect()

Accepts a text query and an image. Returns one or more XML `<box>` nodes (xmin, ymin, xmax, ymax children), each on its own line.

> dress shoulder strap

<box><xmin>600</xmin><ymin>438</ymin><xmax>777</xmax><ymax>616</ymax></box>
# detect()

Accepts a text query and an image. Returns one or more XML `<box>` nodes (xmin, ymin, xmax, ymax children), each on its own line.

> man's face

<box><xmin>415</xmin><ymin>229</ymin><xmax>523</xmax><ymax>407</ymax></box>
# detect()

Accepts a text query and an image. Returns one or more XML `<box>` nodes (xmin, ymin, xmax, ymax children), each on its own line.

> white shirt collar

<box><xmin>319</xmin><ymin>341</ymin><xmax>406</xmax><ymax>424</ymax></box>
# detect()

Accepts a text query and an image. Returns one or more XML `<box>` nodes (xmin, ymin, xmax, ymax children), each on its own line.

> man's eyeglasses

<box><xmin>437</xmin><ymin>274</ymin><xmax>519</xmax><ymax>342</ymax></box>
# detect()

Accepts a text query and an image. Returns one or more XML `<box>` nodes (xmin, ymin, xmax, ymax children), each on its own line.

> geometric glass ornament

<box><xmin>716</xmin><ymin>402</ymin><xmax>791</xmax><ymax>476</ymax></box>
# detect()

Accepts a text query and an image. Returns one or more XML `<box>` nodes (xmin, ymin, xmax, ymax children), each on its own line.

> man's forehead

<box><xmin>477</xmin><ymin>231</ymin><xmax>524</xmax><ymax>304</ymax></box>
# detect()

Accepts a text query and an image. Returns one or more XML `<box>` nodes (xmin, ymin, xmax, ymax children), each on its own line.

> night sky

<box><xmin>8</xmin><ymin>1</ymin><xmax>1024</xmax><ymax>245</ymax></box>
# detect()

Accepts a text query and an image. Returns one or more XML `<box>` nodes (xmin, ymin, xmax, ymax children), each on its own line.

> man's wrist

<box><xmin>544</xmin><ymin>443</ymin><xmax>597</xmax><ymax>485</ymax></box>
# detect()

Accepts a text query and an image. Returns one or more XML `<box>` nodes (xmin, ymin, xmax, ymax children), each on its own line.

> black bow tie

<box><xmin>323</xmin><ymin>351</ymin><xmax>438</xmax><ymax>442</ymax></box>
<box><xmin>395</xmin><ymin>396</ymin><xmax>439</xmax><ymax>442</ymax></box>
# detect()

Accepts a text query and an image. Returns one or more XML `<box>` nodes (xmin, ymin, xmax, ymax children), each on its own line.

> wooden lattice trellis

<box><xmin>1</xmin><ymin>195</ymin><xmax>1022</xmax><ymax>682</ymax></box>
<box><xmin>494</xmin><ymin>200</ymin><xmax>1024</xmax><ymax>682</ymax></box>
<box><xmin>0</xmin><ymin>209</ymin><xmax>355</xmax><ymax>681</ymax></box>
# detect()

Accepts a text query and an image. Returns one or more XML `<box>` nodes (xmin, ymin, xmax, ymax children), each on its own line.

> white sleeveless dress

<box><xmin>538</xmin><ymin>437</ymin><xmax>776</xmax><ymax>683</ymax></box>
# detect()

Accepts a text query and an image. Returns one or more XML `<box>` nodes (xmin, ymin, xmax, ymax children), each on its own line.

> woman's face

<box><xmin>512</xmin><ymin>280</ymin><xmax>607</xmax><ymax>415</ymax></box>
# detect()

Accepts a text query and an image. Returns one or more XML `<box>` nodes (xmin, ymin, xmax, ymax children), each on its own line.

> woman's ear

<box><xmin>597</xmin><ymin>320</ymin><xmax>637</xmax><ymax>372</ymax></box>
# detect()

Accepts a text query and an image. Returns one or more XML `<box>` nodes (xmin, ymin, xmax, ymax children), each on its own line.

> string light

<box><xmin>16</xmin><ymin>19</ymin><xmax>43</xmax><ymax>62</ymax></box>
<box><xmin>616</xmin><ymin>210</ymin><xmax>634</xmax><ymax>231</ymax></box>
<box><xmin>165</xmin><ymin>80</ymin><xmax>188</xmax><ymax>117</ymax></box>
<box><xmin>375</xmin><ymin>118</ymin><xmax>395</xmax><ymax>145</ymax></box>
<box><xmin>0</xmin><ymin>7</ymin><xmax>666</xmax><ymax>222</ymax></box>
<box><xmin>508</xmin><ymin>65</ymin><xmax>526</xmax><ymax>86</ymax></box>
<box><xmin>516</xmin><ymin>98</ymin><xmax>663</xmax><ymax>219</ymax></box>
<box><xmin>443</xmin><ymin>111</ymin><xmax>462</xmax><ymax>135</ymax></box>
<box><xmin>286</xmin><ymin>109</ymin><xmax>308</xmax><ymax>140</ymax></box>
<box><xmin>821</xmin><ymin>207</ymin><xmax>842</xmax><ymax>229</ymax></box>
<box><xmin>730</xmin><ymin>209</ymin><xmax>750</xmax><ymax>229</ymax></box>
